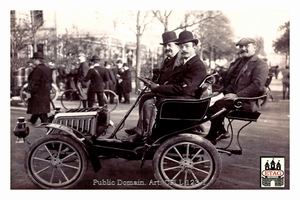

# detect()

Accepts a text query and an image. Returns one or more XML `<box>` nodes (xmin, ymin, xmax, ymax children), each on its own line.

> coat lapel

<box><xmin>235</xmin><ymin>55</ymin><xmax>258</xmax><ymax>83</ymax></box>
<box><xmin>227</xmin><ymin>58</ymin><xmax>242</xmax><ymax>75</ymax></box>
<box><xmin>170</xmin><ymin>55</ymin><xmax>194</xmax><ymax>75</ymax></box>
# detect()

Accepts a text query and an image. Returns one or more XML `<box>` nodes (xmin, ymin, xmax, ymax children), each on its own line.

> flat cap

<box><xmin>236</xmin><ymin>38</ymin><xmax>256</xmax><ymax>46</ymax></box>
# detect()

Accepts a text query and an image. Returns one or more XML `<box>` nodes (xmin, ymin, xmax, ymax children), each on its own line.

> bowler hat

<box><xmin>175</xmin><ymin>31</ymin><xmax>198</xmax><ymax>45</ymax></box>
<box><xmin>30</xmin><ymin>52</ymin><xmax>44</xmax><ymax>60</ymax></box>
<box><xmin>91</xmin><ymin>55</ymin><xmax>101</xmax><ymax>62</ymax></box>
<box><xmin>236</xmin><ymin>37</ymin><xmax>256</xmax><ymax>46</ymax></box>
<box><xmin>160</xmin><ymin>31</ymin><xmax>178</xmax><ymax>45</ymax></box>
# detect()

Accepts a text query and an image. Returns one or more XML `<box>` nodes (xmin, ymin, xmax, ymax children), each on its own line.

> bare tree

<box><xmin>152</xmin><ymin>10</ymin><xmax>224</xmax><ymax>60</ymax></box>
<box><xmin>11</xmin><ymin>11</ymin><xmax>56</xmax><ymax>58</ymax></box>
<box><xmin>152</xmin><ymin>10</ymin><xmax>173</xmax><ymax>32</ymax></box>
<box><xmin>194</xmin><ymin>12</ymin><xmax>236</xmax><ymax>62</ymax></box>
<box><xmin>28</xmin><ymin>11</ymin><xmax>45</xmax><ymax>52</ymax></box>
<box><xmin>122</xmin><ymin>10</ymin><xmax>154</xmax><ymax>91</ymax></box>
<box><xmin>10</xmin><ymin>22</ymin><xmax>31</xmax><ymax>58</ymax></box>
<box><xmin>172</xmin><ymin>11</ymin><xmax>222</xmax><ymax>31</ymax></box>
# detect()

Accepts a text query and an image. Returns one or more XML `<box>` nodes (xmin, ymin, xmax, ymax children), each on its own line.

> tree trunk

<box><xmin>30</xmin><ymin>11</ymin><xmax>37</xmax><ymax>52</ymax></box>
<box><xmin>209</xmin><ymin>43</ymin><xmax>214</xmax><ymax>68</ymax></box>
<box><xmin>135</xmin><ymin>34</ymin><xmax>142</xmax><ymax>92</ymax></box>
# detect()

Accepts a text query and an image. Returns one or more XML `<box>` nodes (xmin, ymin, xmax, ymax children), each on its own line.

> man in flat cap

<box><xmin>204</xmin><ymin>37</ymin><xmax>269</xmax><ymax>144</ymax></box>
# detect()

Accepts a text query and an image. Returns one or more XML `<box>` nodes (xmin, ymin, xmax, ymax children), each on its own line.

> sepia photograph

<box><xmin>6</xmin><ymin>0</ymin><xmax>295</xmax><ymax>197</ymax></box>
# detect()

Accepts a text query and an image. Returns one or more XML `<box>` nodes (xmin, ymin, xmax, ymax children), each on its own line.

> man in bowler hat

<box><xmin>26</xmin><ymin>52</ymin><xmax>53</xmax><ymax>124</ymax></box>
<box><xmin>124</xmin><ymin>31</ymin><xmax>180</xmax><ymax>140</ymax></box>
<box><xmin>123</xmin><ymin>30</ymin><xmax>207</xmax><ymax>143</ymax></box>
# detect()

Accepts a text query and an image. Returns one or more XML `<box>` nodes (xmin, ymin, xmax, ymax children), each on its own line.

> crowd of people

<box><xmin>54</xmin><ymin>53</ymin><xmax>133</xmax><ymax>107</ymax></box>
<box><xmin>24</xmin><ymin>51</ymin><xmax>133</xmax><ymax>125</ymax></box>
<box><xmin>24</xmin><ymin>29</ymin><xmax>290</xmax><ymax>146</ymax></box>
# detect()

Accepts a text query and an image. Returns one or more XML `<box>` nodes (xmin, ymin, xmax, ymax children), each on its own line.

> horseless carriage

<box><xmin>13</xmin><ymin>74</ymin><xmax>267</xmax><ymax>189</ymax></box>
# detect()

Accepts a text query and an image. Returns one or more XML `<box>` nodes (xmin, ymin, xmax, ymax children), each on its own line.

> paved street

<box><xmin>10</xmin><ymin>78</ymin><xmax>290</xmax><ymax>189</ymax></box>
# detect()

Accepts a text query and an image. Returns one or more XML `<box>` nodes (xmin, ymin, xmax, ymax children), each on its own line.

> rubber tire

<box><xmin>24</xmin><ymin>135</ymin><xmax>88</xmax><ymax>189</ymax></box>
<box><xmin>103</xmin><ymin>89</ymin><xmax>119</xmax><ymax>113</ymax></box>
<box><xmin>60</xmin><ymin>89</ymin><xmax>81</xmax><ymax>110</ymax></box>
<box><xmin>153</xmin><ymin>133</ymin><xmax>222</xmax><ymax>189</ymax></box>
<box><xmin>50</xmin><ymin>83</ymin><xmax>59</xmax><ymax>102</ymax></box>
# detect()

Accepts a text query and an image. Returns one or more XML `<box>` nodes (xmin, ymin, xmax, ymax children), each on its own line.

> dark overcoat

<box><xmin>154</xmin><ymin>53</ymin><xmax>178</xmax><ymax>85</ymax></box>
<box><xmin>223</xmin><ymin>55</ymin><xmax>269</xmax><ymax>111</ymax></box>
<box><xmin>151</xmin><ymin>55</ymin><xmax>207</xmax><ymax>98</ymax></box>
<box><xmin>120</xmin><ymin>69</ymin><xmax>132</xmax><ymax>93</ymax></box>
<box><xmin>76</xmin><ymin>61</ymin><xmax>90</xmax><ymax>88</ymax></box>
<box><xmin>27</xmin><ymin>63</ymin><xmax>52</xmax><ymax>114</ymax></box>
<box><xmin>104</xmin><ymin>68</ymin><xmax>116</xmax><ymax>91</ymax></box>
<box><xmin>84</xmin><ymin>66</ymin><xmax>109</xmax><ymax>92</ymax></box>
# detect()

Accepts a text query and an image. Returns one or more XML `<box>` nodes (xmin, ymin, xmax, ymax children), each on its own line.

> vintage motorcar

<box><xmin>13</xmin><ymin>75</ymin><xmax>267</xmax><ymax>189</ymax></box>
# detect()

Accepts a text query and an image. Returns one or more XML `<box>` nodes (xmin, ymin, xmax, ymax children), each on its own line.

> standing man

<box><xmin>280</xmin><ymin>65</ymin><xmax>290</xmax><ymax>100</ymax></box>
<box><xmin>76</xmin><ymin>52</ymin><xmax>90</xmax><ymax>108</ymax></box>
<box><xmin>104</xmin><ymin>61</ymin><xmax>117</xmax><ymax>104</ymax></box>
<box><xmin>116</xmin><ymin>60</ymin><xmax>124</xmax><ymax>102</ymax></box>
<box><xmin>119</xmin><ymin>63</ymin><xmax>132</xmax><ymax>104</ymax></box>
<box><xmin>204</xmin><ymin>37</ymin><xmax>269</xmax><ymax>144</ymax></box>
<box><xmin>84</xmin><ymin>55</ymin><xmax>109</xmax><ymax>107</ymax></box>
<box><xmin>123</xmin><ymin>30</ymin><xmax>207</xmax><ymax>142</ymax></box>
<box><xmin>26</xmin><ymin>52</ymin><xmax>52</xmax><ymax>124</ymax></box>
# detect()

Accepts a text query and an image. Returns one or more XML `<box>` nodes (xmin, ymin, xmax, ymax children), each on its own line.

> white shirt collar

<box><xmin>184</xmin><ymin>53</ymin><xmax>196</xmax><ymax>64</ymax></box>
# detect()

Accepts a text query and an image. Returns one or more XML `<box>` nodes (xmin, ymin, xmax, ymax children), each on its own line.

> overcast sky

<box><xmin>223</xmin><ymin>10</ymin><xmax>290</xmax><ymax>54</ymax></box>
<box><xmin>55</xmin><ymin>10</ymin><xmax>290</xmax><ymax>55</ymax></box>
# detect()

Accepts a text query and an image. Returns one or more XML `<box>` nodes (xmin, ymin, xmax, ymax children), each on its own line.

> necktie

<box><xmin>164</xmin><ymin>57</ymin><xmax>170</xmax><ymax>64</ymax></box>
<box><xmin>173</xmin><ymin>57</ymin><xmax>184</xmax><ymax>70</ymax></box>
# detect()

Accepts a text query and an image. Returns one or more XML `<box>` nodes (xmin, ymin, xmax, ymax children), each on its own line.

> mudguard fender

<box><xmin>35</xmin><ymin>123</ymin><xmax>102</xmax><ymax>172</ymax></box>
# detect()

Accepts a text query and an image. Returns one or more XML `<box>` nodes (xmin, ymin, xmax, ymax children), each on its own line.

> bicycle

<box><xmin>60</xmin><ymin>89</ymin><xmax>119</xmax><ymax>112</ymax></box>
<box><xmin>20</xmin><ymin>83</ymin><xmax>59</xmax><ymax>107</ymax></box>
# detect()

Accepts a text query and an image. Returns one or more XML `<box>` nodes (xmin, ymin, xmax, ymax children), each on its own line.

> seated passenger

<box><xmin>204</xmin><ymin>37</ymin><xmax>269</xmax><ymax>144</ymax></box>
<box><xmin>122</xmin><ymin>30</ymin><xmax>207</xmax><ymax>143</ymax></box>
<box><xmin>124</xmin><ymin>31</ymin><xmax>180</xmax><ymax>137</ymax></box>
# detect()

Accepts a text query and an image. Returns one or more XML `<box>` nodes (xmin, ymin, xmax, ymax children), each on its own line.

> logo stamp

<box><xmin>260</xmin><ymin>157</ymin><xmax>285</xmax><ymax>187</ymax></box>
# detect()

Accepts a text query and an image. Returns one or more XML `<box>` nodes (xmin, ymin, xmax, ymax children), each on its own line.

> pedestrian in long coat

<box><xmin>27</xmin><ymin>52</ymin><xmax>53</xmax><ymax>124</ymax></box>
<box><xmin>75</xmin><ymin>52</ymin><xmax>90</xmax><ymax>108</ymax></box>
<box><xmin>115</xmin><ymin>60</ymin><xmax>124</xmax><ymax>102</ymax></box>
<box><xmin>103</xmin><ymin>61</ymin><xmax>116</xmax><ymax>90</ymax></box>
<box><xmin>119</xmin><ymin>63</ymin><xmax>132</xmax><ymax>104</ymax></box>
<box><xmin>104</xmin><ymin>61</ymin><xmax>117</xmax><ymax>104</ymax></box>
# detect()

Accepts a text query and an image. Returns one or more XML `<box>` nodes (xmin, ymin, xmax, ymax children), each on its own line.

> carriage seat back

<box><xmin>195</xmin><ymin>73</ymin><xmax>217</xmax><ymax>99</ymax></box>
<box><xmin>157</xmin><ymin>98</ymin><xmax>210</xmax><ymax>122</ymax></box>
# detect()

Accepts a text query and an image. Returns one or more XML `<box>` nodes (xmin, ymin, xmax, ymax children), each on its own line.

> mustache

<box><xmin>239</xmin><ymin>50</ymin><xmax>248</xmax><ymax>54</ymax></box>
<box><xmin>165</xmin><ymin>49</ymin><xmax>172</xmax><ymax>53</ymax></box>
<box><xmin>181</xmin><ymin>51</ymin><xmax>188</xmax><ymax>55</ymax></box>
